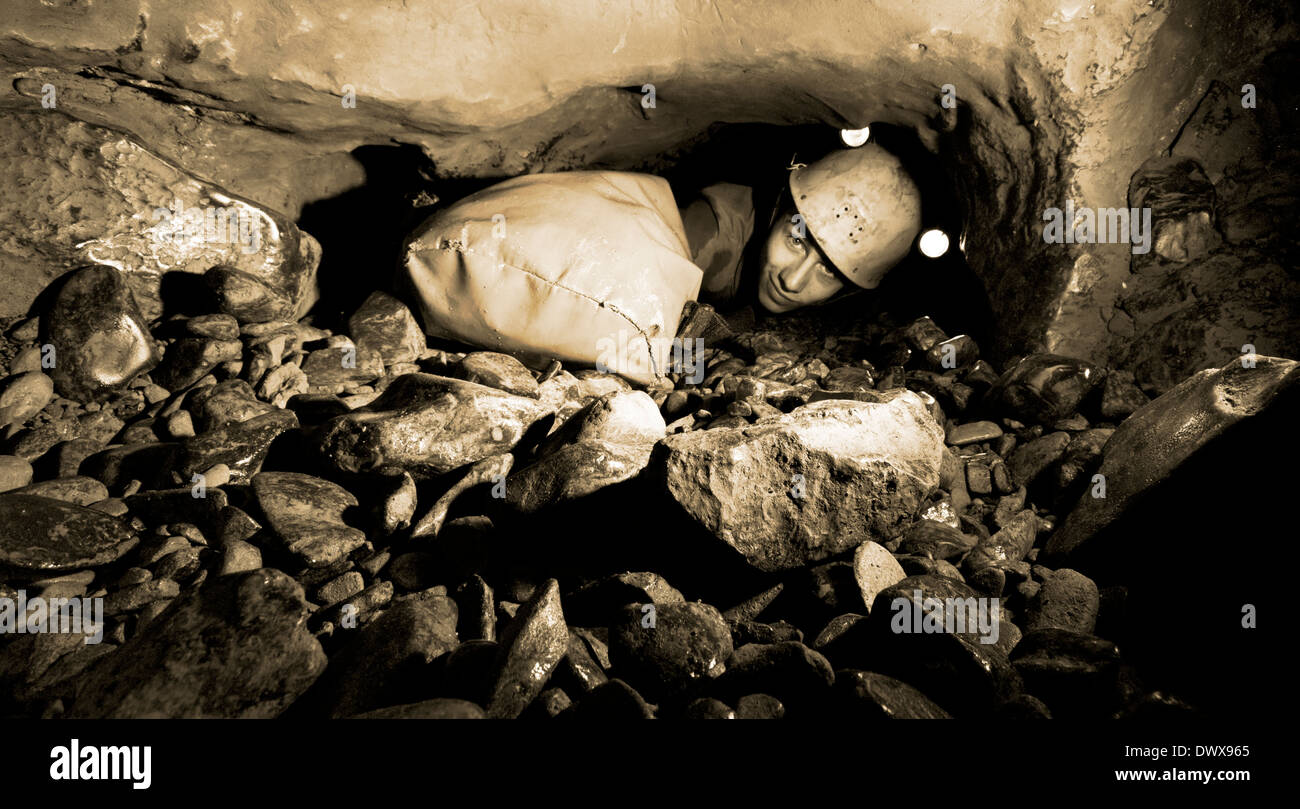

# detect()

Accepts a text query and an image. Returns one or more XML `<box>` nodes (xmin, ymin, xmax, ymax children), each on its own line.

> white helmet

<box><xmin>789</xmin><ymin>145</ymin><xmax>923</xmax><ymax>288</ymax></box>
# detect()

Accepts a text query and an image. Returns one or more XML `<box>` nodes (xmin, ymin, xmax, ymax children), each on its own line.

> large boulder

<box><xmin>656</xmin><ymin>392</ymin><xmax>944</xmax><ymax>572</ymax></box>
<box><xmin>0</xmin><ymin>111</ymin><xmax>320</xmax><ymax>320</ymax></box>
<box><xmin>69</xmin><ymin>569</ymin><xmax>326</xmax><ymax>718</ymax></box>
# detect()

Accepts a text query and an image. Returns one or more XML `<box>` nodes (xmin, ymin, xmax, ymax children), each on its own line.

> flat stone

<box><xmin>719</xmin><ymin>642</ymin><xmax>835</xmax><ymax>708</ymax></box>
<box><xmin>946</xmin><ymin>420</ymin><xmax>1002</xmax><ymax>446</ymax></box>
<box><xmin>311</xmin><ymin>373</ymin><xmax>554</xmax><ymax>478</ymax></box>
<box><xmin>204</xmin><ymin>266</ymin><xmax>296</xmax><ymax>324</ymax></box>
<box><xmin>348</xmin><ymin>290</ymin><xmax>427</xmax><ymax>365</ymax></box>
<box><xmin>12</xmin><ymin>476</ymin><xmax>109</xmax><ymax>506</ymax></box>
<box><xmin>301</xmin><ymin>345</ymin><xmax>384</xmax><ymax>388</ymax></box>
<box><xmin>251</xmin><ymin>471</ymin><xmax>367</xmax><ymax>568</ymax></box>
<box><xmin>657</xmin><ymin>393</ymin><xmax>943</xmax><ymax>572</ymax></box>
<box><xmin>69</xmin><ymin>569</ymin><xmax>326</xmax><ymax>718</ymax></box>
<box><xmin>0</xmin><ymin>494</ymin><xmax>138</xmax><ymax>571</ymax></box>
<box><xmin>40</xmin><ymin>266</ymin><xmax>159</xmax><ymax>402</ymax></box>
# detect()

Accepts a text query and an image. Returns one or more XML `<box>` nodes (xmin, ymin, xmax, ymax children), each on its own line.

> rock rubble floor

<box><xmin>0</xmin><ymin>278</ymin><xmax>1256</xmax><ymax>719</ymax></box>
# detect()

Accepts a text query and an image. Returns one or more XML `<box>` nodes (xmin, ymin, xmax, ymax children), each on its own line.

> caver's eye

<box><xmin>785</xmin><ymin>233</ymin><xmax>805</xmax><ymax>252</ymax></box>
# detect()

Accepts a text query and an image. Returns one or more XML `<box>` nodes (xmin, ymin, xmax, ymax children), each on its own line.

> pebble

<box><xmin>165</xmin><ymin>410</ymin><xmax>196</xmax><ymax>439</ymax></box>
<box><xmin>152</xmin><ymin>338</ymin><xmax>242</xmax><ymax>392</ymax></box>
<box><xmin>897</xmin><ymin>519</ymin><xmax>977</xmax><ymax>561</ymax></box>
<box><xmin>735</xmin><ymin>693</ymin><xmax>786</xmax><ymax>719</ymax></box>
<box><xmin>453</xmin><ymin>351</ymin><xmax>541</xmax><ymax>399</ymax></box>
<box><xmin>965</xmin><ymin>461</ymin><xmax>992</xmax><ymax>496</ymax></box>
<box><xmin>0</xmin><ymin>454</ymin><xmax>34</xmax><ymax>492</ymax></box>
<box><xmin>993</xmin><ymin>354</ymin><xmax>1104</xmax><ymax>424</ymax></box>
<box><xmin>834</xmin><ymin>670</ymin><xmax>952</xmax><ymax>719</ymax></box>
<box><xmin>0</xmin><ymin>371</ymin><xmax>55</xmax><ymax>428</ymax></box>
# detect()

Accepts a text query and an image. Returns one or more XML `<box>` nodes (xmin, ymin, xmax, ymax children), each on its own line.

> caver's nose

<box><xmin>777</xmin><ymin>249</ymin><xmax>822</xmax><ymax>294</ymax></box>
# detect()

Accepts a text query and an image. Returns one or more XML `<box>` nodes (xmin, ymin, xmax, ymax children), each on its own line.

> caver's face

<box><xmin>757</xmin><ymin>208</ymin><xmax>846</xmax><ymax>313</ymax></box>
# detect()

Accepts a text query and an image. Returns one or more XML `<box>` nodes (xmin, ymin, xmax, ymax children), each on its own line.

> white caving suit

<box><xmin>400</xmin><ymin>172</ymin><xmax>754</xmax><ymax>385</ymax></box>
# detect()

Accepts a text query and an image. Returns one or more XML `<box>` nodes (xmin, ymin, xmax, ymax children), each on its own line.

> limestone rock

<box><xmin>0</xmin><ymin>111</ymin><xmax>320</xmax><ymax>322</ymax></box>
<box><xmin>657</xmin><ymin>393</ymin><xmax>943</xmax><ymax>572</ymax></box>
<box><xmin>311</xmin><ymin>373</ymin><xmax>554</xmax><ymax>478</ymax></box>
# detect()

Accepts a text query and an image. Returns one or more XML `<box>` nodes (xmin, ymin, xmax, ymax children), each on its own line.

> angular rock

<box><xmin>486</xmin><ymin>578</ymin><xmax>568</xmax><ymax>719</ymax></box>
<box><xmin>964</xmin><ymin>510</ymin><xmax>1039</xmax><ymax>574</ymax></box>
<box><xmin>0</xmin><ymin>494</ymin><xmax>138</xmax><ymax>571</ymax></box>
<box><xmin>40</xmin><ymin>266</ymin><xmax>159</xmax><ymax>401</ymax></box>
<box><xmin>564</xmin><ymin>572</ymin><xmax>685</xmax><ymax>627</ymax></box>
<box><xmin>834</xmin><ymin>669</ymin><xmax>952</xmax><ymax>719</ymax></box>
<box><xmin>152</xmin><ymin>337</ymin><xmax>242</xmax><ymax>392</ymax></box>
<box><xmin>348</xmin><ymin>291</ymin><xmax>427</xmax><ymax>366</ymax></box>
<box><xmin>1047</xmin><ymin>356</ymin><xmax>1299</xmax><ymax>571</ymax></box>
<box><xmin>1025</xmin><ymin>568</ymin><xmax>1099</xmax><ymax>634</ymax></box>
<box><xmin>251</xmin><ymin>472</ymin><xmax>367</xmax><ymax>568</ymax></box>
<box><xmin>1008</xmin><ymin>431</ymin><xmax>1071</xmax><ymax>488</ymax></box>
<box><xmin>187</xmin><ymin>379</ymin><xmax>277</xmax><ymax>431</ymax></box>
<box><xmin>657</xmin><ymin>394</ymin><xmax>943</xmax><ymax>572</ymax></box>
<box><xmin>311</xmin><ymin>373</ymin><xmax>553</xmax><ymax>478</ymax></box>
<box><xmin>852</xmin><ymin>540</ymin><xmax>905</xmax><ymax>614</ymax></box>
<box><xmin>719</xmin><ymin>642</ymin><xmax>835</xmax><ymax>708</ymax></box>
<box><xmin>69</xmin><ymin>569</ymin><xmax>325</xmax><ymax>718</ymax></box>
<box><xmin>897</xmin><ymin>520</ymin><xmax>977</xmax><ymax>561</ymax></box>
<box><xmin>177</xmin><ymin>408</ymin><xmax>298</xmax><ymax>484</ymax></box>
<box><xmin>350</xmin><ymin>698</ymin><xmax>485</xmax><ymax>719</ymax></box>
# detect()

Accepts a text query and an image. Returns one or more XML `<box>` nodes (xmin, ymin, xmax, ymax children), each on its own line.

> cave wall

<box><xmin>3</xmin><ymin>0</ymin><xmax>1296</xmax><ymax>373</ymax></box>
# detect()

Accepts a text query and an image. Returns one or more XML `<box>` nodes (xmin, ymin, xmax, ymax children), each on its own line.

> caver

<box><xmin>400</xmin><ymin>143</ymin><xmax>924</xmax><ymax>384</ymax></box>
